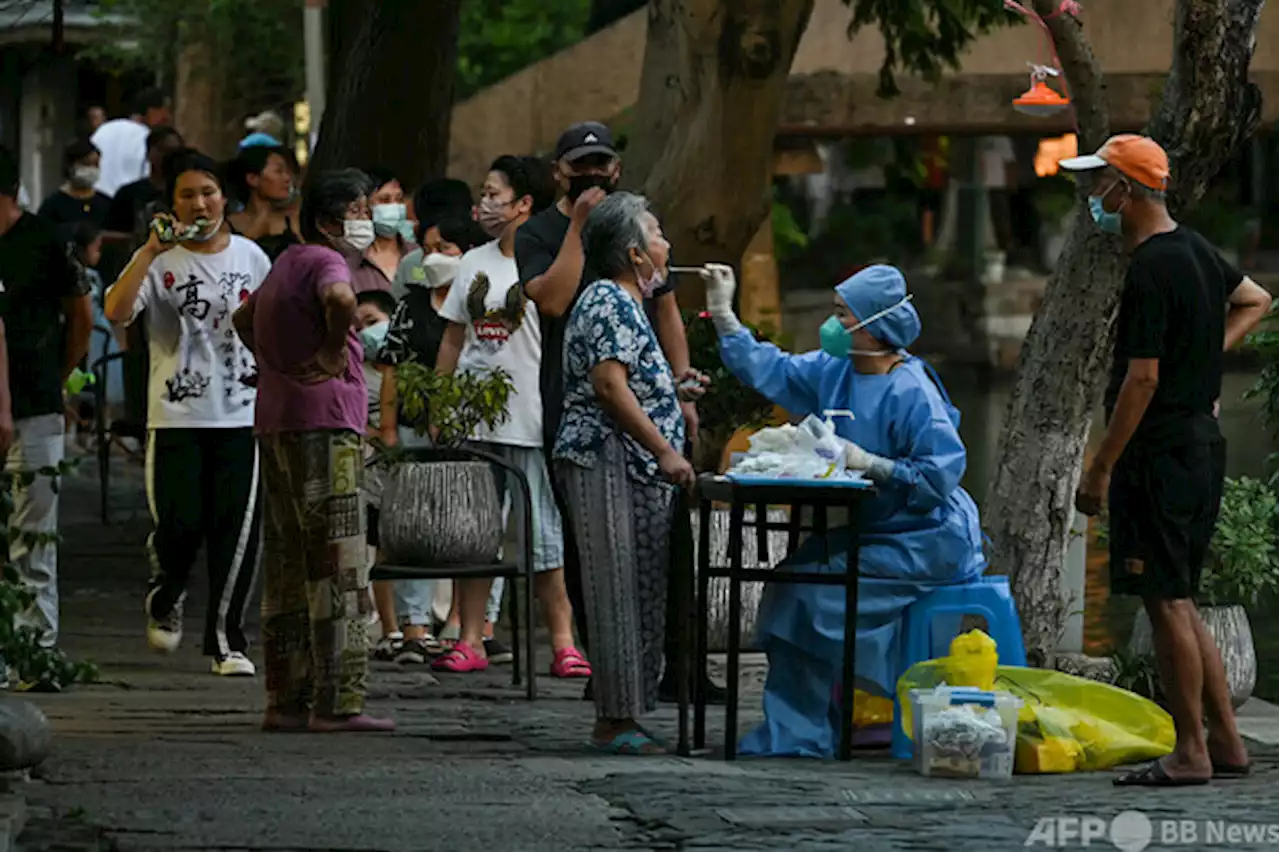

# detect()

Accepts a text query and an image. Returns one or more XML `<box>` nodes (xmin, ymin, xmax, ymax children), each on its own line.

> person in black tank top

<box><xmin>225</xmin><ymin>145</ymin><xmax>301</xmax><ymax>262</ymax></box>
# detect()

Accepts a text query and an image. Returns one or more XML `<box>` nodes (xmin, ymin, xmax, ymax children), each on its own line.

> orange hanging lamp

<box><xmin>1013</xmin><ymin>63</ymin><xmax>1071</xmax><ymax>117</ymax></box>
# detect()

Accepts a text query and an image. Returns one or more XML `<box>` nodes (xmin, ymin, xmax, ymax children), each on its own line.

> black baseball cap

<box><xmin>554</xmin><ymin>122</ymin><xmax>617</xmax><ymax>162</ymax></box>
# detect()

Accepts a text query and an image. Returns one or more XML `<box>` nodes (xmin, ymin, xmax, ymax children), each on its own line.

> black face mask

<box><xmin>566</xmin><ymin>173</ymin><xmax>615</xmax><ymax>202</ymax></box>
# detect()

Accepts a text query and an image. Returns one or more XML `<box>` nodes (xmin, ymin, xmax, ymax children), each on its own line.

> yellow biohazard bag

<box><xmin>852</xmin><ymin>689</ymin><xmax>894</xmax><ymax>727</ymax></box>
<box><xmin>896</xmin><ymin>631</ymin><xmax>1174</xmax><ymax>773</ymax></box>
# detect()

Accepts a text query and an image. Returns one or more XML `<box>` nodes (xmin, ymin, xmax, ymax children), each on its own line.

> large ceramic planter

<box><xmin>379</xmin><ymin>460</ymin><xmax>503</xmax><ymax>566</ymax></box>
<box><xmin>1129</xmin><ymin>604</ymin><xmax>1256</xmax><ymax>708</ymax></box>
<box><xmin>690</xmin><ymin>507</ymin><xmax>791</xmax><ymax>652</ymax></box>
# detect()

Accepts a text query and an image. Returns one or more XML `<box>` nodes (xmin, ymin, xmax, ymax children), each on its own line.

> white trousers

<box><xmin>6</xmin><ymin>413</ymin><xmax>65</xmax><ymax>648</ymax></box>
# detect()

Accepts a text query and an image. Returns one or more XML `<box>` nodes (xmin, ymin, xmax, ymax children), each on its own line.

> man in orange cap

<box><xmin>1061</xmin><ymin>135</ymin><xmax>1273</xmax><ymax>786</ymax></box>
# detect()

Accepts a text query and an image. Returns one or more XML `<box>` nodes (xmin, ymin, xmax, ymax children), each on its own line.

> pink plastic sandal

<box><xmin>430</xmin><ymin>641</ymin><xmax>489</xmax><ymax>673</ymax></box>
<box><xmin>551</xmin><ymin>647</ymin><xmax>592</xmax><ymax>678</ymax></box>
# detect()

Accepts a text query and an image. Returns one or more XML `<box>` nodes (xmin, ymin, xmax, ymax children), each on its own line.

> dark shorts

<box><xmin>1108</xmin><ymin>440</ymin><xmax>1226</xmax><ymax>599</ymax></box>
<box><xmin>367</xmin><ymin>505</ymin><xmax>380</xmax><ymax>548</ymax></box>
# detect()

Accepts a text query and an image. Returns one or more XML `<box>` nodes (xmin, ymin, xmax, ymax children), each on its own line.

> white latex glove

<box><xmin>701</xmin><ymin>263</ymin><xmax>742</xmax><ymax>336</ymax></box>
<box><xmin>841</xmin><ymin>438</ymin><xmax>895</xmax><ymax>483</ymax></box>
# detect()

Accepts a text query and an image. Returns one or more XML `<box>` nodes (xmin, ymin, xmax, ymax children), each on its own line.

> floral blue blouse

<box><xmin>554</xmin><ymin>280</ymin><xmax>685</xmax><ymax>483</ymax></box>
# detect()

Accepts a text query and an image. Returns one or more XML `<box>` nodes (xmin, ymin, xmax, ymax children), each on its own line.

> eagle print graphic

<box><xmin>466</xmin><ymin>270</ymin><xmax>527</xmax><ymax>355</ymax></box>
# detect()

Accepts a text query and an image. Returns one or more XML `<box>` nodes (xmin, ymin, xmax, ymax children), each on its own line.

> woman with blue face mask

<box><xmin>702</xmin><ymin>262</ymin><xmax>988</xmax><ymax>758</ymax></box>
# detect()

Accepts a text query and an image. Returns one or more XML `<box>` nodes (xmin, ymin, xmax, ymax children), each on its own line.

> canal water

<box><xmin>937</xmin><ymin>366</ymin><xmax>1278</xmax><ymax>701</ymax></box>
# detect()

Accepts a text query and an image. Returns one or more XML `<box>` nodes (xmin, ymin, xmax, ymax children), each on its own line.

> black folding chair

<box><xmin>370</xmin><ymin>446</ymin><xmax>538</xmax><ymax>699</ymax></box>
<box><xmin>91</xmin><ymin>348</ymin><xmax>146</xmax><ymax>525</ymax></box>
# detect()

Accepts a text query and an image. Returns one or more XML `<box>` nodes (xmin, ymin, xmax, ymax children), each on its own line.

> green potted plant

<box><xmin>683</xmin><ymin>311</ymin><xmax>780</xmax><ymax>473</ymax></box>
<box><xmin>1128</xmin><ymin>476</ymin><xmax>1277</xmax><ymax>707</ymax></box>
<box><xmin>377</xmin><ymin>364</ymin><xmax>515</xmax><ymax>567</ymax></box>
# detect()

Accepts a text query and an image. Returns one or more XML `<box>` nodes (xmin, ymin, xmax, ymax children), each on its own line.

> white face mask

<box><xmin>420</xmin><ymin>252</ymin><xmax>460</xmax><ymax>289</ymax></box>
<box><xmin>343</xmin><ymin>219</ymin><xmax>376</xmax><ymax>252</ymax></box>
<box><xmin>70</xmin><ymin>165</ymin><xmax>100</xmax><ymax>190</ymax></box>
<box><xmin>186</xmin><ymin>216</ymin><xmax>224</xmax><ymax>242</ymax></box>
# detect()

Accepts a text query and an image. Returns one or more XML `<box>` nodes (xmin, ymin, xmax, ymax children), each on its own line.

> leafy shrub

<box><xmin>395</xmin><ymin>363</ymin><xmax>515</xmax><ymax>449</ymax></box>
<box><xmin>1200</xmin><ymin>476</ymin><xmax>1279</xmax><ymax>607</ymax></box>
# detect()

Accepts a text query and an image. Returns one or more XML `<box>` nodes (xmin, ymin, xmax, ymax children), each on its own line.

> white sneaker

<box><xmin>145</xmin><ymin>588</ymin><xmax>183</xmax><ymax>654</ymax></box>
<box><xmin>211</xmin><ymin>652</ymin><xmax>256</xmax><ymax>677</ymax></box>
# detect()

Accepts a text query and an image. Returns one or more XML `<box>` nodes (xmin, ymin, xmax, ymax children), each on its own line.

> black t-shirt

<box><xmin>1104</xmin><ymin>227</ymin><xmax>1242</xmax><ymax>449</ymax></box>
<box><xmin>0</xmin><ymin>214</ymin><xmax>92</xmax><ymax>419</ymax></box>
<box><xmin>36</xmin><ymin>190</ymin><xmax>112</xmax><ymax>245</ymax></box>
<box><xmin>378</xmin><ymin>288</ymin><xmax>447</xmax><ymax>372</ymax></box>
<box><xmin>104</xmin><ymin>178</ymin><xmax>164</xmax><ymax>246</ymax></box>
<box><xmin>514</xmin><ymin>206</ymin><xmax>675</xmax><ymax>448</ymax></box>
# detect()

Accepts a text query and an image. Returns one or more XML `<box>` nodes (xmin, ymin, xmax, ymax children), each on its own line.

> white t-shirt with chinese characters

<box><xmin>438</xmin><ymin>239</ymin><xmax>543</xmax><ymax>448</ymax></box>
<box><xmin>127</xmin><ymin>236</ymin><xmax>270</xmax><ymax>429</ymax></box>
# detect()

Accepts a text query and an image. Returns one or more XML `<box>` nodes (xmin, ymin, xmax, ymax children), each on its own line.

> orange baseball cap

<box><xmin>1059</xmin><ymin>134</ymin><xmax>1169</xmax><ymax>191</ymax></box>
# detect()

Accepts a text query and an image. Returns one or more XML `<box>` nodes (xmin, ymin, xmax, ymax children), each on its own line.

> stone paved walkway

<box><xmin>12</xmin><ymin>457</ymin><xmax>1280</xmax><ymax>851</ymax></box>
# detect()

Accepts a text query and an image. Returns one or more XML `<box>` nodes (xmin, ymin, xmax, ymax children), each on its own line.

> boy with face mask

<box><xmin>1060</xmin><ymin>136</ymin><xmax>1273</xmax><ymax>786</ymax></box>
<box><xmin>38</xmin><ymin>139</ymin><xmax>112</xmax><ymax>245</ymax></box>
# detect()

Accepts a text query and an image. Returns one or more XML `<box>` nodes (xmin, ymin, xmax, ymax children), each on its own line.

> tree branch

<box><xmin>1146</xmin><ymin>0</ymin><xmax>1265</xmax><ymax>214</ymax></box>
<box><xmin>1030</xmin><ymin>0</ymin><xmax>1108</xmax><ymax>150</ymax></box>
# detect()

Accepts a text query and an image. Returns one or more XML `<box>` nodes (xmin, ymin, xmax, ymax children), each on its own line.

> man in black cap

<box><xmin>518</xmin><ymin>121</ymin><xmax>724</xmax><ymax>703</ymax></box>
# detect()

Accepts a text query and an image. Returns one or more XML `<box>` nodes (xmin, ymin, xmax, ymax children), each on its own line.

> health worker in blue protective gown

<box><xmin>700</xmin><ymin>262</ymin><xmax>987</xmax><ymax>758</ymax></box>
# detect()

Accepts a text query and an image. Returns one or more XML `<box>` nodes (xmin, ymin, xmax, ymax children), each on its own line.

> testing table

<box><xmin>675</xmin><ymin>473</ymin><xmax>876</xmax><ymax>760</ymax></box>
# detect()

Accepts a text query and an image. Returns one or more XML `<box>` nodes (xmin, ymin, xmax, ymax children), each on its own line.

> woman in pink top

<box><xmin>232</xmin><ymin>168</ymin><xmax>394</xmax><ymax>733</ymax></box>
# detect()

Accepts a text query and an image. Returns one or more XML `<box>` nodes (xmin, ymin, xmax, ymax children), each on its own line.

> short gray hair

<box><xmin>582</xmin><ymin>191</ymin><xmax>651</xmax><ymax>280</ymax></box>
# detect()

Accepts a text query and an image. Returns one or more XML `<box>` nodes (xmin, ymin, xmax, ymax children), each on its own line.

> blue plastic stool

<box><xmin>890</xmin><ymin>575</ymin><xmax>1027</xmax><ymax>760</ymax></box>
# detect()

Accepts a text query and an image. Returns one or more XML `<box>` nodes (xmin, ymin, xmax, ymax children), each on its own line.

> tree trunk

<box><xmin>985</xmin><ymin>0</ymin><xmax>1265</xmax><ymax>667</ymax></box>
<box><xmin>308</xmin><ymin>0</ymin><xmax>460</xmax><ymax>189</ymax></box>
<box><xmin>627</xmin><ymin>0</ymin><xmax>814</xmax><ymax>301</ymax></box>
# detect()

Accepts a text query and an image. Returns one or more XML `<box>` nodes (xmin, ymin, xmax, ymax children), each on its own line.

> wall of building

<box><xmin>447</xmin><ymin>0</ymin><xmax>1280</xmax><ymax>182</ymax></box>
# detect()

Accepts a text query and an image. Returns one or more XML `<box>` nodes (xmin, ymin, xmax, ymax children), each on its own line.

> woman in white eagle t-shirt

<box><xmin>105</xmin><ymin>149</ymin><xmax>271</xmax><ymax>678</ymax></box>
<box><xmin>431</xmin><ymin>155</ymin><xmax>589</xmax><ymax>679</ymax></box>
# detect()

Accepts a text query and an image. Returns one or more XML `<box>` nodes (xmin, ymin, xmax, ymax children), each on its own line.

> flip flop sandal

<box><xmin>591</xmin><ymin>728</ymin><xmax>666</xmax><ymax>756</ymax></box>
<box><xmin>430</xmin><ymin>641</ymin><xmax>489</xmax><ymax>673</ymax></box>
<box><xmin>551</xmin><ymin>647</ymin><xmax>593</xmax><ymax>678</ymax></box>
<box><xmin>1212</xmin><ymin>761</ymin><xmax>1251</xmax><ymax>778</ymax></box>
<box><xmin>1113</xmin><ymin>761</ymin><xmax>1209</xmax><ymax>787</ymax></box>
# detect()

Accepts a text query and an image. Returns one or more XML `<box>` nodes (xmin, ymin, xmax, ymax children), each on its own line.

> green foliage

<box><xmin>1032</xmin><ymin>175</ymin><xmax>1078</xmax><ymax>226</ymax></box>
<box><xmin>684</xmin><ymin>312</ymin><xmax>780</xmax><ymax>468</ymax></box>
<box><xmin>1182</xmin><ymin>189</ymin><xmax>1253</xmax><ymax>254</ymax></box>
<box><xmin>396</xmin><ymin>363</ymin><xmax>515</xmax><ymax>449</ymax></box>
<box><xmin>0</xmin><ymin>460</ymin><xmax>98</xmax><ymax>692</ymax></box>
<box><xmin>1200</xmin><ymin>476</ymin><xmax>1279</xmax><ymax>608</ymax></box>
<box><xmin>1108</xmin><ymin>647</ymin><xmax>1164</xmax><ymax>705</ymax></box>
<box><xmin>772</xmin><ymin>189</ymin><xmax>809</xmax><ymax>264</ymax></box>
<box><xmin>1242</xmin><ymin>303</ymin><xmax>1278</xmax><ymax>434</ymax></box>
<box><xmin>844</xmin><ymin>0</ymin><xmax>1019</xmax><ymax>97</ymax></box>
<box><xmin>455</xmin><ymin>0</ymin><xmax>592</xmax><ymax>100</ymax></box>
<box><xmin>93</xmin><ymin>0</ymin><xmax>304</xmax><ymax>113</ymax></box>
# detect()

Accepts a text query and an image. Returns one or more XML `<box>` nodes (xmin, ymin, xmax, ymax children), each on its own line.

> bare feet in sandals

<box><xmin>591</xmin><ymin>719</ymin><xmax>666</xmax><ymax>755</ymax></box>
<box><xmin>1114</xmin><ymin>755</ymin><xmax>1210</xmax><ymax>787</ymax></box>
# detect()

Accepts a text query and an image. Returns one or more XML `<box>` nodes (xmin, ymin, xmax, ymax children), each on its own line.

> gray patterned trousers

<box><xmin>556</xmin><ymin>436</ymin><xmax>674</xmax><ymax>720</ymax></box>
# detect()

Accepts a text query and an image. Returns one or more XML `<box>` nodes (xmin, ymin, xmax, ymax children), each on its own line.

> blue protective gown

<box><xmin>718</xmin><ymin>330</ymin><xmax>987</xmax><ymax>758</ymax></box>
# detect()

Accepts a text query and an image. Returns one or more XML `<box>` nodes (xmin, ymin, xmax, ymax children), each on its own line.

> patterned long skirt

<box><xmin>259</xmin><ymin>429</ymin><xmax>371</xmax><ymax>717</ymax></box>
<box><xmin>556</xmin><ymin>435</ymin><xmax>674</xmax><ymax>720</ymax></box>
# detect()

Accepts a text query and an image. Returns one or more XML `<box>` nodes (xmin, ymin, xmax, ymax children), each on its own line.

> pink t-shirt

<box><xmin>250</xmin><ymin>244</ymin><xmax>366</xmax><ymax>435</ymax></box>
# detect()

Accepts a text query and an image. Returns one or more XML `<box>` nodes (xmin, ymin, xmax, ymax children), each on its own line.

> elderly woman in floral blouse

<box><xmin>552</xmin><ymin>192</ymin><xmax>695</xmax><ymax>755</ymax></box>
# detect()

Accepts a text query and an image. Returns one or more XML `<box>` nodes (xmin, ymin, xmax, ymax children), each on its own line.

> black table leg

<box><xmin>838</xmin><ymin>496</ymin><xmax>861</xmax><ymax>761</ymax></box>
<box><xmin>694</xmin><ymin>498</ymin><xmax>712</xmax><ymax>750</ymax></box>
<box><xmin>724</xmin><ymin>500</ymin><xmax>745</xmax><ymax>761</ymax></box>
<box><xmin>676</xmin><ymin>491</ymin><xmax>692</xmax><ymax>756</ymax></box>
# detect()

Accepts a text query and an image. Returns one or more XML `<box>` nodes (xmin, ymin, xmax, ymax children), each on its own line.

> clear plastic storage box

<box><xmin>908</xmin><ymin>686</ymin><xmax>1022</xmax><ymax>779</ymax></box>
